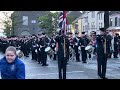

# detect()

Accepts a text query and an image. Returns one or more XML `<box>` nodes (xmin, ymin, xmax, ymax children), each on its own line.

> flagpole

<box><xmin>63</xmin><ymin>11</ymin><xmax>66</xmax><ymax>58</ymax></box>
<box><xmin>64</xmin><ymin>34</ymin><xmax>66</xmax><ymax>58</ymax></box>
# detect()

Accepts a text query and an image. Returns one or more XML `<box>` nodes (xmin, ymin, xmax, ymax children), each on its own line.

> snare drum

<box><xmin>45</xmin><ymin>47</ymin><xmax>54</xmax><ymax>55</ymax></box>
<box><xmin>85</xmin><ymin>45</ymin><xmax>92</xmax><ymax>50</ymax></box>
<box><xmin>16</xmin><ymin>50</ymin><xmax>24</xmax><ymax>58</ymax></box>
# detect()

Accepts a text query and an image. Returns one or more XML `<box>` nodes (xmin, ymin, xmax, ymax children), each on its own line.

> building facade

<box><xmin>81</xmin><ymin>11</ymin><xmax>120</xmax><ymax>35</ymax></box>
<box><xmin>11</xmin><ymin>11</ymin><xmax>50</xmax><ymax>36</ymax></box>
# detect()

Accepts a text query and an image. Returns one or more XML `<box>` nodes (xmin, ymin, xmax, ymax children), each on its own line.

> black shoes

<box><xmin>98</xmin><ymin>76</ymin><xmax>108</xmax><ymax>79</ymax></box>
<box><xmin>102</xmin><ymin>77</ymin><xmax>108</xmax><ymax>79</ymax></box>
<box><xmin>42</xmin><ymin>64</ymin><xmax>48</xmax><ymax>66</ymax></box>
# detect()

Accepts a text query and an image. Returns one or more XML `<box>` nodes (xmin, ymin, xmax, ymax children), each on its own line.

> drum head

<box><xmin>16</xmin><ymin>50</ymin><xmax>21</xmax><ymax>55</ymax></box>
<box><xmin>45</xmin><ymin>47</ymin><xmax>51</xmax><ymax>52</ymax></box>
<box><xmin>85</xmin><ymin>46</ymin><xmax>91</xmax><ymax>50</ymax></box>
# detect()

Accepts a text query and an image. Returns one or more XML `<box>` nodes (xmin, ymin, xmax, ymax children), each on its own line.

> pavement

<box><xmin>0</xmin><ymin>53</ymin><xmax>120</xmax><ymax>79</ymax></box>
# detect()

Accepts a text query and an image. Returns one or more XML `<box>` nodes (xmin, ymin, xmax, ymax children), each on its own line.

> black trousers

<box><xmin>32</xmin><ymin>50</ymin><xmax>37</xmax><ymax>60</ymax></box>
<box><xmin>114</xmin><ymin>45</ymin><xmax>118</xmax><ymax>58</ymax></box>
<box><xmin>97</xmin><ymin>54</ymin><xmax>107</xmax><ymax>78</ymax></box>
<box><xmin>38</xmin><ymin>51</ymin><xmax>41</xmax><ymax>63</ymax></box>
<box><xmin>81</xmin><ymin>47</ymin><xmax>87</xmax><ymax>63</ymax></box>
<box><xmin>58</xmin><ymin>57</ymin><xmax>67</xmax><ymax>79</ymax></box>
<box><xmin>74</xmin><ymin>46</ymin><xmax>80</xmax><ymax>61</ymax></box>
<box><xmin>41</xmin><ymin>50</ymin><xmax>47</xmax><ymax>65</ymax></box>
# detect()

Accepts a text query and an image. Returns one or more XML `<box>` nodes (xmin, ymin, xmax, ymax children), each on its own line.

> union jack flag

<box><xmin>58</xmin><ymin>11</ymin><xmax>67</xmax><ymax>35</ymax></box>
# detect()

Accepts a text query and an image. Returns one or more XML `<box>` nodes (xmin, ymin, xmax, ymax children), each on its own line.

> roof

<box><xmin>67</xmin><ymin>11</ymin><xmax>82</xmax><ymax>20</ymax></box>
<box><xmin>109</xmin><ymin>11</ymin><xmax>120</xmax><ymax>15</ymax></box>
<box><xmin>97</xmin><ymin>11</ymin><xmax>104</xmax><ymax>14</ymax></box>
<box><xmin>12</xmin><ymin>11</ymin><xmax>50</xmax><ymax>16</ymax></box>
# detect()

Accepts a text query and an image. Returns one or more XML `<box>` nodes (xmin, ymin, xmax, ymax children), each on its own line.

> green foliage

<box><xmin>67</xmin><ymin>15</ymin><xmax>74</xmax><ymax>24</ymax></box>
<box><xmin>38</xmin><ymin>12</ymin><xmax>59</xmax><ymax>36</ymax></box>
<box><xmin>2</xmin><ymin>12</ymin><xmax>21</xmax><ymax>37</ymax></box>
<box><xmin>3</xmin><ymin>20</ymin><xmax>11</xmax><ymax>37</ymax></box>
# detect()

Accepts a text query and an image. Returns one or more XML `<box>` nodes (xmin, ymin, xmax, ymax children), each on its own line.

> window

<box><xmin>91</xmin><ymin>11</ymin><xmax>95</xmax><ymax>18</ymax></box>
<box><xmin>101</xmin><ymin>13</ymin><xmax>102</xmax><ymax>20</ymax></box>
<box><xmin>85</xmin><ymin>25</ymin><xmax>87</xmax><ymax>31</ymax></box>
<box><xmin>119</xmin><ymin>18</ymin><xmax>120</xmax><ymax>26</ymax></box>
<box><xmin>91</xmin><ymin>23</ymin><xmax>93</xmax><ymax>29</ymax></box>
<box><xmin>99</xmin><ymin>23</ymin><xmax>101</xmax><ymax>28</ymax></box>
<box><xmin>110</xmin><ymin>18</ymin><xmax>112</xmax><ymax>26</ymax></box>
<box><xmin>115</xmin><ymin>17</ymin><xmax>117</xmax><ymax>26</ymax></box>
<box><xmin>31</xmin><ymin>20</ymin><xmax>36</xmax><ymax>23</ymax></box>
<box><xmin>22</xmin><ymin>16</ymin><xmax>28</xmax><ymax>25</ymax></box>
<box><xmin>88</xmin><ymin>23</ymin><xmax>89</xmax><ymax>30</ymax></box>
<box><xmin>85</xmin><ymin>17</ymin><xmax>88</xmax><ymax>23</ymax></box>
<box><xmin>99</xmin><ymin>14</ymin><xmax>100</xmax><ymax>20</ymax></box>
<box><xmin>101</xmin><ymin>23</ymin><xmax>102</xmax><ymax>28</ymax></box>
<box><xmin>91</xmin><ymin>22</ymin><xmax>94</xmax><ymax>29</ymax></box>
<box><xmin>83</xmin><ymin>26</ymin><xmax>84</xmax><ymax>31</ymax></box>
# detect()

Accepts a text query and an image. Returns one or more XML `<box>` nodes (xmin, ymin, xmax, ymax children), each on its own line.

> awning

<box><xmin>107</xmin><ymin>27</ymin><xmax>120</xmax><ymax>30</ymax></box>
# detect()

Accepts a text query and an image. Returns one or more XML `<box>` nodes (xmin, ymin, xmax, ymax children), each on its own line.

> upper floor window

<box><xmin>83</xmin><ymin>26</ymin><xmax>84</xmax><ymax>31</ymax></box>
<box><xmin>91</xmin><ymin>11</ymin><xmax>95</xmax><ymax>18</ymax></box>
<box><xmin>22</xmin><ymin>16</ymin><xmax>28</xmax><ymax>25</ymax></box>
<box><xmin>98</xmin><ymin>14</ymin><xmax>100</xmax><ymax>20</ymax></box>
<box><xmin>110</xmin><ymin>18</ymin><xmax>112</xmax><ymax>26</ymax></box>
<box><xmin>101</xmin><ymin>13</ymin><xmax>102</xmax><ymax>20</ymax></box>
<box><xmin>99</xmin><ymin>23</ymin><xmax>101</xmax><ymax>28</ymax></box>
<box><xmin>88</xmin><ymin>23</ymin><xmax>89</xmax><ymax>30</ymax></box>
<box><xmin>101</xmin><ymin>23</ymin><xmax>103</xmax><ymax>28</ymax></box>
<box><xmin>91</xmin><ymin>22</ymin><xmax>94</xmax><ymax>29</ymax></box>
<box><xmin>119</xmin><ymin>18</ymin><xmax>120</xmax><ymax>26</ymax></box>
<box><xmin>85</xmin><ymin>17</ymin><xmax>88</xmax><ymax>23</ymax></box>
<box><xmin>31</xmin><ymin>20</ymin><xmax>36</xmax><ymax>24</ymax></box>
<box><xmin>115</xmin><ymin>17</ymin><xmax>117</xmax><ymax>26</ymax></box>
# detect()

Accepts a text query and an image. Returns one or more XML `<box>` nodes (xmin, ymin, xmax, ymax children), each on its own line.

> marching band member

<box><xmin>55</xmin><ymin>29</ymin><xmax>68</xmax><ymax>79</ymax></box>
<box><xmin>73</xmin><ymin>31</ymin><xmax>81</xmax><ymax>62</ymax></box>
<box><xmin>68</xmin><ymin>32</ymin><xmax>74</xmax><ymax>61</ymax></box>
<box><xmin>49</xmin><ymin>34</ymin><xmax>56</xmax><ymax>60</ymax></box>
<box><xmin>40</xmin><ymin>32</ymin><xmax>50</xmax><ymax>66</ymax></box>
<box><xmin>96</xmin><ymin>28</ymin><xmax>109</xmax><ymax>79</ymax></box>
<box><xmin>80</xmin><ymin>32</ymin><xmax>90</xmax><ymax>63</ymax></box>
<box><xmin>113</xmin><ymin>33</ymin><xmax>119</xmax><ymax>58</ymax></box>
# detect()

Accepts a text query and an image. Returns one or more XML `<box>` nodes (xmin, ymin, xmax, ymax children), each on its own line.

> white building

<box><xmin>81</xmin><ymin>11</ymin><xmax>120</xmax><ymax>35</ymax></box>
<box><xmin>97</xmin><ymin>11</ymin><xmax>105</xmax><ymax>34</ymax></box>
<box><xmin>107</xmin><ymin>11</ymin><xmax>120</xmax><ymax>35</ymax></box>
<box><xmin>81</xmin><ymin>11</ymin><xmax>89</xmax><ymax>33</ymax></box>
<box><xmin>81</xmin><ymin>11</ymin><xmax>105</xmax><ymax>35</ymax></box>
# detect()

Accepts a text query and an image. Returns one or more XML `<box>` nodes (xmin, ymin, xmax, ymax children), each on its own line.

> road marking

<box><xmin>27</xmin><ymin>71</ymin><xmax>84</xmax><ymax>77</ymax></box>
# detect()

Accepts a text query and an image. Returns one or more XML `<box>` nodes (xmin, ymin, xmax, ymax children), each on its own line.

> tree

<box><xmin>67</xmin><ymin>15</ymin><xmax>74</xmax><ymax>24</ymax></box>
<box><xmin>1</xmin><ymin>12</ymin><xmax>12</xmax><ymax>37</ymax></box>
<box><xmin>38</xmin><ymin>12</ymin><xmax>59</xmax><ymax>36</ymax></box>
<box><xmin>3</xmin><ymin>20</ymin><xmax>11</xmax><ymax>37</ymax></box>
<box><xmin>1</xmin><ymin>11</ymin><xmax>22</xmax><ymax>37</ymax></box>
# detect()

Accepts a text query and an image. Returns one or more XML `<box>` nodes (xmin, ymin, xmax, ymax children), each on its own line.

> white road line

<box><xmin>27</xmin><ymin>71</ymin><xmax>84</xmax><ymax>77</ymax></box>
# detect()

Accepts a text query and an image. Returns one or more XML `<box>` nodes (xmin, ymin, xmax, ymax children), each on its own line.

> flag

<box><xmin>58</xmin><ymin>11</ymin><xmax>67</xmax><ymax>35</ymax></box>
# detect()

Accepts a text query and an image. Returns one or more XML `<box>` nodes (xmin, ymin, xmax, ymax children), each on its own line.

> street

<box><xmin>0</xmin><ymin>52</ymin><xmax>120</xmax><ymax>79</ymax></box>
